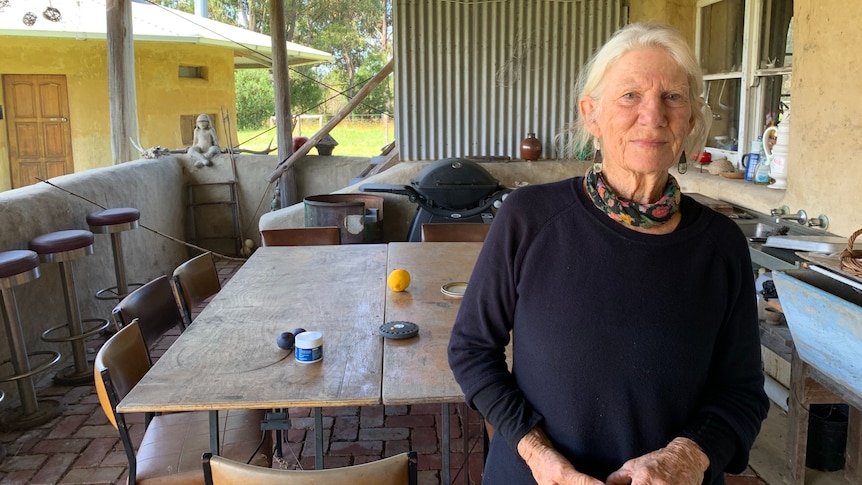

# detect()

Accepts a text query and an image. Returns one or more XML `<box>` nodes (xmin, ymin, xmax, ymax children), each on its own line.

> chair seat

<box><xmin>136</xmin><ymin>408</ymin><xmax>270</xmax><ymax>484</ymax></box>
<box><xmin>29</xmin><ymin>230</ymin><xmax>94</xmax><ymax>255</ymax></box>
<box><xmin>0</xmin><ymin>250</ymin><xmax>39</xmax><ymax>279</ymax></box>
<box><xmin>87</xmin><ymin>208</ymin><xmax>141</xmax><ymax>228</ymax></box>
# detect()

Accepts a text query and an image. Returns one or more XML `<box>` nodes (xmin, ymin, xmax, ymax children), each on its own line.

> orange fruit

<box><xmin>387</xmin><ymin>268</ymin><xmax>411</xmax><ymax>292</ymax></box>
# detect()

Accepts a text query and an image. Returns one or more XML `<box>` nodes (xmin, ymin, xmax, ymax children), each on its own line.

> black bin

<box><xmin>806</xmin><ymin>404</ymin><xmax>848</xmax><ymax>472</ymax></box>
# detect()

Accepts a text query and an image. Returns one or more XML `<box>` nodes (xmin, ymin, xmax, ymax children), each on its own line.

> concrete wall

<box><xmin>0</xmin><ymin>157</ymin><xmax>187</xmax><ymax>397</ymax></box>
<box><xmin>0</xmin><ymin>152</ymin><xmax>366</xmax><ymax>399</ymax></box>
<box><xmin>259</xmin><ymin>160</ymin><xmax>593</xmax><ymax>241</ymax></box>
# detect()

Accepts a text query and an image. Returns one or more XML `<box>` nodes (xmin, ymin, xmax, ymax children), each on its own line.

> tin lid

<box><xmin>441</xmin><ymin>282</ymin><xmax>468</xmax><ymax>298</ymax></box>
<box><xmin>295</xmin><ymin>331</ymin><xmax>323</xmax><ymax>349</ymax></box>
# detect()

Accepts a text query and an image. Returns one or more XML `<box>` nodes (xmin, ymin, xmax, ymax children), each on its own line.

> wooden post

<box><xmin>106</xmin><ymin>0</ymin><xmax>140</xmax><ymax>164</ymax></box>
<box><xmin>266</xmin><ymin>59</ymin><xmax>394</xmax><ymax>184</ymax></box>
<box><xmin>270</xmin><ymin>0</ymin><xmax>297</xmax><ymax>208</ymax></box>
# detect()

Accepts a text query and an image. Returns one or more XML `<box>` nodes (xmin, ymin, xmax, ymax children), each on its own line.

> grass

<box><xmin>235</xmin><ymin>118</ymin><xmax>396</xmax><ymax>157</ymax></box>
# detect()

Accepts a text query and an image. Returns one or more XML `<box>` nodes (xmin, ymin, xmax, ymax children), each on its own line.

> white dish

<box><xmin>441</xmin><ymin>282</ymin><xmax>467</xmax><ymax>298</ymax></box>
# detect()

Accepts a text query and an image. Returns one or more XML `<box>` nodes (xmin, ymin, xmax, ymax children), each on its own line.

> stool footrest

<box><xmin>0</xmin><ymin>350</ymin><xmax>62</xmax><ymax>383</ymax></box>
<box><xmin>41</xmin><ymin>318</ymin><xmax>111</xmax><ymax>343</ymax></box>
<box><xmin>95</xmin><ymin>282</ymin><xmax>144</xmax><ymax>301</ymax></box>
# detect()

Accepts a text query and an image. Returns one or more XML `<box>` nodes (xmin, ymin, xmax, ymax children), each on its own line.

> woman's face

<box><xmin>580</xmin><ymin>46</ymin><xmax>694</xmax><ymax>176</ymax></box>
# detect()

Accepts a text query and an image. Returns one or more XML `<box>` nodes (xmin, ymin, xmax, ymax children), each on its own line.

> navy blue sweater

<box><xmin>448</xmin><ymin>177</ymin><xmax>769</xmax><ymax>484</ymax></box>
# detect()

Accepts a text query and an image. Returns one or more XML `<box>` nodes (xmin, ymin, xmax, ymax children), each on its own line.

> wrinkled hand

<box><xmin>517</xmin><ymin>427</ymin><xmax>603</xmax><ymax>485</ymax></box>
<box><xmin>605</xmin><ymin>437</ymin><xmax>708</xmax><ymax>485</ymax></box>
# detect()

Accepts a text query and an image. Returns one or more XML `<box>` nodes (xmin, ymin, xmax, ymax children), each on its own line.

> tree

<box><xmin>235</xmin><ymin>69</ymin><xmax>275</xmax><ymax>129</ymax></box>
<box><xmin>290</xmin><ymin>0</ymin><xmax>388</xmax><ymax>101</ymax></box>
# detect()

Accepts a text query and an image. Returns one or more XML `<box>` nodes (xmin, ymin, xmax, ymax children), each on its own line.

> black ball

<box><xmin>292</xmin><ymin>327</ymin><xmax>307</xmax><ymax>336</ymax></box>
<box><xmin>277</xmin><ymin>331</ymin><xmax>295</xmax><ymax>350</ymax></box>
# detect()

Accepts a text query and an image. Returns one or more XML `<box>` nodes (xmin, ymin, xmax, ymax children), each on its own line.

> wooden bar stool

<box><xmin>29</xmin><ymin>230</ymin><xmax>111</xmax><ymax>386</ymax></box>
<box><xmin>87</xmin><ymin>208</ymin><xmax>143</xmax><ymax>301</ymax></box>
<box><xmin>0</xmin><ymin>250</ymin><xmax>62</xmax><ymax>429</ymax></box>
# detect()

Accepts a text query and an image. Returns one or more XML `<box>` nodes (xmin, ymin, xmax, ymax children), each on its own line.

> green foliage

<box><xmin>353</xmin><ymin>52</ymin><xmax>392</xmax><ymax>115</ymax></box>
<box><xmin>235</xmin><ymin>70</ymin><xmax>275</xmax><ymax>129</ymax></box>
<box><xmin>235</xmin><ymin>67</ymin><xmax>325</xmax><ymax>128</ymax></box>
<box><xmin>289</xmin><ymin>66</ymin><xmax>325</xmax><ymax>115</ymax></box>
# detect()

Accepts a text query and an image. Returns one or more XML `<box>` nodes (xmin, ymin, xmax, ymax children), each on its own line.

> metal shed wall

<box><xmin>393</xmin><ymin>0</ymin><xmax>627</xmax><ymax>161</ymax></box>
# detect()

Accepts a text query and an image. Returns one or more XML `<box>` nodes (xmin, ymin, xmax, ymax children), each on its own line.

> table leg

<box><xmin>442</xmin><ymin>403</ymin><xmax>450</xmax><ymax>485</ymax></box>
<box><xmin>461</xmin><ymin>403</ymin><xmax>469</xmax><ymax>485</ymax></box>
<box><xmin>209</xmin><ymin>410</ymin><xmax>220</xmax><ymax>455</ymax></box>
<box><xmin>314</xmin><ymin>407</ymin><xmax>324</xmax><ymax>470</ymax></box>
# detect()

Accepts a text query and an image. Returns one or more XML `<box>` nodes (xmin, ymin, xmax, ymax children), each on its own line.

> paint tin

<box><xmin>295</xmin><ymin>331</ymin><xmax>323</xmax><ymax>364</ymax></box>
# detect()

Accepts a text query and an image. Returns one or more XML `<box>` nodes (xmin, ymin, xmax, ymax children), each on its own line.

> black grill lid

<box><xmin>410</xmin><ymin>158</ymin><xmax>501</xmax><ymax>209</ymax></box>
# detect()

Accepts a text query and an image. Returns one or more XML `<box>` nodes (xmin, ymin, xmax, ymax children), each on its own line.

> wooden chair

<box><xmin>112</xmin><ymin>275</ymin><xmax>186</xmax><ymax>352</ymax></box>
<box><xmin>259</xmin><ymin>226</ymin><xmax>341</xmax><ymax>247</ymax></box>
<box><xmin>420</xmin><ymin>223</ymin><xmax>491</xmax><ymax>242</ymax></box>
<box><xmin>95</xmin><ymin>319</ymin><xmax>271</xmax><ymax>485</ymax></box>
<box><xmin>203</xmin><ymin>451</ymin><xmax>417</xmax><ymax>485</ymax></box>
<box><xmin>171</xmin><ymin>251</ymin><xmax>221</xmax><ymax>327</ymax></box>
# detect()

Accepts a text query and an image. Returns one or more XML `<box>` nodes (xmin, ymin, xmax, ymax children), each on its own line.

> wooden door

<box><xmin>3</xmin><ymin>75</ymin><xmax>74</xmax><ymax>188</ymax></box>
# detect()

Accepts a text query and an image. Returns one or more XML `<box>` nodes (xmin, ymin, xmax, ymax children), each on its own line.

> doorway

<box><xmin>3</xmin><ymin>74</ymin><xmax>74</xmax><ymax>188</ymax></box>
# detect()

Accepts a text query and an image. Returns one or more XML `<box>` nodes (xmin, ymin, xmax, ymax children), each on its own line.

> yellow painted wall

<box><xmin>629</xmin><ymin>0</ymin><xmax>697</xmax><ymax>42</ymax></box>
<box><xmin>0</xmin><ymin>37</ymin><xmax>237</xmax><ymax>191</ymax></box>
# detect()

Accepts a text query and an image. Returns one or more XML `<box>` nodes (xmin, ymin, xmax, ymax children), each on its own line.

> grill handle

<box><xmin>414</xmin><ymin>188</ymin><xmax>513</xmax><ymax>220</ymax></box>
<box><xmin>359</xmin><ymin>183</ymin><xmax>421</xmax><ymax>201</ymax></box>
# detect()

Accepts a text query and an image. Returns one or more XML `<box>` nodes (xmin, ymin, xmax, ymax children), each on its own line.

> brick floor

<box><xmin>0</xmin><ymin>257</ymin><xmax>768</xmax><ymax>484</ymax></box>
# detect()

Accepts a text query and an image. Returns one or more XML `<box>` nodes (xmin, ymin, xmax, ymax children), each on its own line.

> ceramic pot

<box><xmin>520</xmin><ymin>133</ymin><xmax>542</xmax><ymax>161</ymax></box>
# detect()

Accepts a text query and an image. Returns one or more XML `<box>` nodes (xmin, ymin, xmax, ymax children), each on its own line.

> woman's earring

<box><xmin>677</xmin><ymin>151</ymin><xmax>688</xmax><ymax>174</ymax></box>
<box><xmin>592</xmin><ymin>139</ymin><xmax>603</xmax><ymax>173</ymax></box>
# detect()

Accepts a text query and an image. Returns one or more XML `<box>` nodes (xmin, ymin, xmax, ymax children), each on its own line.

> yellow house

<box><xmin>0</xmin><ymin>0</ymin><xmax>332</xmax><ymax>190</ymax></box>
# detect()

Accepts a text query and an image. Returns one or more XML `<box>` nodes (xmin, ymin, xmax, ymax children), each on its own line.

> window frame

<box><xmin>696</xmin><ymin>0</ymin><xmax>792</xmax><ymax>166</ymax></box>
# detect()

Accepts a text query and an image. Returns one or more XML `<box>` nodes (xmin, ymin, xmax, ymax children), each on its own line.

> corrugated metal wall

<box><xmin>393</xmin><ymin>0</ymin><xmax>627</xmax><ymax>161</ymax></box>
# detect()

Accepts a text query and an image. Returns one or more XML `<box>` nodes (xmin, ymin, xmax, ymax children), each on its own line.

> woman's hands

<box><xmin>605</xmin><ymin>437</ymin><xmax>709</xmax><ymax>485</ymax></box>
<box><xmin>517</xmin><ymin>427</ymin><xmax>604</xmax><ymax>485</ymax></box>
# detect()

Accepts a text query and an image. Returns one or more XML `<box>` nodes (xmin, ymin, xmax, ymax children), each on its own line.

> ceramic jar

<box><xmin>520</xmin><ymin>133</ymin><xmax>542</xmax><ymax>161</ymax></box>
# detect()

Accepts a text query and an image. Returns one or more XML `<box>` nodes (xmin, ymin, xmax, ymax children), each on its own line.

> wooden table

<box><xmin>117</xmin><ymin>245</ymin><xmax>388</xmax><ymax>468</ymax></box>
<box><xmin>383</xmin><ymin>242</ymin><xmax>483</xmax><ymax>484</ymax></box>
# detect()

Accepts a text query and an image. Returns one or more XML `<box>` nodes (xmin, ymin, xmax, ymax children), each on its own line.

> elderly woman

<box><xmin>448</xmin><ymin>23</ymin><xmax>768</xmax><ymax>485</ymax></box>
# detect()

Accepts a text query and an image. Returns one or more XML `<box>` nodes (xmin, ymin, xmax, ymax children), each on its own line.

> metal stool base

<box><xmin>95</xmin><ymin>282</ymin><xmax>144</xmax><ymax>301</ymax></box>
<box><xmin>0</xmin><ymin>399</ymin><xmax>62</xmax><ymax>430</ymax></box>
<box><xmin>53</xmin><ymin>365</ymin><xmax>94</xmax><ymax>386</ymax></box>
<box><xmin>41</xmin><ymin>318</ymin><xmax>111</xmax><ymax>344</ymax></box>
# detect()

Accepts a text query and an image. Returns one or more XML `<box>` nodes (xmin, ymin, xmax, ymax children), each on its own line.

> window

<box><xmin>179</xmin><ymin>65</ymin><xmax>207</xmax><ymax>79</ymax></box>
<box><xmin>697</xmin><ymin>0</ymin><xmax>793</xmax><ymax>163</ymax></box>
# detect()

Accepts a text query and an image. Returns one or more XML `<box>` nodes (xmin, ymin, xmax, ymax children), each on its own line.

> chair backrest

<box><xmin>94</xmin><ymin>320</ymin><xmax>150</xmax><ymax>431</ymax></box>
<box><xmin>172</xmin><ymin>251</ymin><xmax>221</xmax><ymax>326</ymax></box>
<box><xmin>420</xmin><ymin>223</ymin><xmax>491</xmax><ymax>242</ymax></box>
<box><xmin>112</xmin><ymin>275</ymin><xmax>185</xmax><ymax>350</ymax></box>
<box><xmin>203</xmin><ymin>451</ymin><xmax>417</xmax><ymax>485</ymax></box>
<box><xmin>260</xmin><ymin>227</ymin><xmax>341</xmax><ymax>247</ymax></box>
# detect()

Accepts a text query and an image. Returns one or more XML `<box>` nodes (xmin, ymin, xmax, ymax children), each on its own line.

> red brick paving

<box><xmin>0</xmin><ymin>258</ymin><xmax>768</xmax><ymax>485</ymax></box>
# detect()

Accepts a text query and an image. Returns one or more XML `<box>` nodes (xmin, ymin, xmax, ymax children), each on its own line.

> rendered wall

<box><xmin>0</xmin><ymin>37</ymin><xmax>237</xmax><ymax>191</ymax></box>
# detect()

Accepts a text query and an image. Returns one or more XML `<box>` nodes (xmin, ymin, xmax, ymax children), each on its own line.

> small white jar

<box><xmin>295</xmin><ymin>331</ymin><xmax>323</xmax><ymax>364</ymax></box>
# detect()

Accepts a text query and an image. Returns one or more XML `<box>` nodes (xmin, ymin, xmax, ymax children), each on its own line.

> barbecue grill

<box><xmin>360</xmin><ymin>158</ymin><xmax>510</xmax><ymax>242</ymax></box>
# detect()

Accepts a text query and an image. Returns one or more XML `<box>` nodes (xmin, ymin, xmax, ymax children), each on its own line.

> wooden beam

<box><xmin>266</xmin><ymin>58</ymin><xmax>394</xmax><ymax>184</ymax></box>
<box><xmin>106</xmin><ymin>0</ymin><xmax>140</xmax><ymax>164</ymax></box>
<box><xmin>270</xmin><ymin>0</ymin><xmax>297</xmax><ymax>207</ymax></box>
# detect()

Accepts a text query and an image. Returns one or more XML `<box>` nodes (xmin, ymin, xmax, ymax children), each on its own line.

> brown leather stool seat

<box><xmin>0</xmin><ymin>250</ymin><xmax>62</xmax><ymax>429</ymax></box>
<box><xmin>29</xmin><ymin>230</ymin><xmax>110</xmax><ymax>386</ymax></box>
<box><xmin>87</xmin><ymin>208</ymin><xmax>143</xmax><ymax>301</ymax></box>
